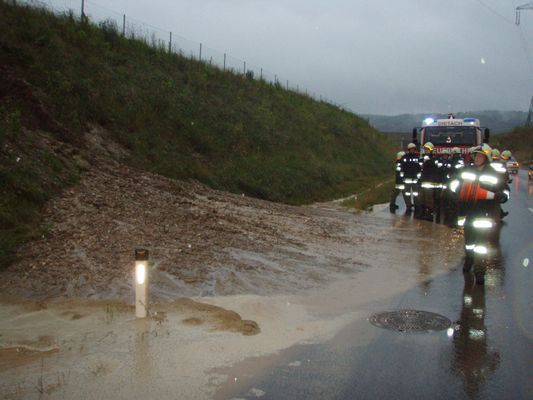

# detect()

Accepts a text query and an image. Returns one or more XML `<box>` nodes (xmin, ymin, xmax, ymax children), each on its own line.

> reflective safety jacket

<box><xmin>419</xmin><ymin>154</ymin><xmax>441</xmax><ymax>189</ymax></box>
<box><xmin>490</xmin><ymin>160</ymin><xmax>510</xmax><ymax>184</ymax></box>
<box><xmin>450</xmin><ymin>155</ymin><xmax>465</xmax><ymax>176</ymax></box>
<box><xmin>438</xmin><ymin>156</ymin><xmax>452</xmax><ymax>187</ymax></box>
<box><xmin>394</xmin><ymin>156</ymin><xmax>404</xmax><ymax>189</ymax></box>
<box><xmin>399</xmin><ymin>152</ymin><xmax>421</xmax><ymax>184</ymax></box>
<box><xmin>449</xmin><ymin>163</ymin><xmax>510</xmax><ymax>205</ymax></box>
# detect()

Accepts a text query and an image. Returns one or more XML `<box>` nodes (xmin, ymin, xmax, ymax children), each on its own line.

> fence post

<box><xmin>81</xmin><ymin>0</ymin><xmax>85</xmax><ymax>20</ymax></box>
<box><xmin>243</xmin><ymin>61</ymin><xmax>246</xmax><ymax>74</ymax></box>
<box><xmin>286</xmin><ymin>80</ymin><xmax>289</xmax><ymax>90</ymax></box>
<box><xmin>122</xmin><ymin>14</ymin><xmax>126</xmax><ymax>36</ymax></box>
<box><xmin>199</xmin><ymin>43</ymin><xmax>202</xmax><ymax>61</ymax></box>
<box><xmin>274</xmin><ymin>74</ymin><xmax>277</xmax><ymax>84</ymax></box>
<box><xmin>223</xmin><ymin>53</ymin><xmax>226</xmax><ymax>71</ymax></box>
<box><xmin>168</xmin><ymin>32</ymin><xmax>172</xmax><ymax>54</ymax></box>
<box><xmin>260</xmin><ymin>68</ymin><xmax>263</xmax><ymax>80</ymax></box>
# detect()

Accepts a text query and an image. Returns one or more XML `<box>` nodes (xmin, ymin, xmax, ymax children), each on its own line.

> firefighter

<box><xmin>436</xmin><ymin>148</ymin><xmax>452</xmax><ymax>223</ymax></box>
<box><xmin>444</xmin><ymin>147</ymin><xmax>465</xmax><ymax>226</ymax></box>
<box><xmin>500</xmin><ymin>150</ymin><xmax>512</xmax><ymax>163</ymax></box>
<box><xmin>389</xmin><ymin>151</ymin><xmax>406</xmax><ymax>212</ymax></box>
<box><xmin>416</xmin><ymin>142</ymin><xmax>440</xmax><ymax>221</ymax></box>
<box><xmin>450</xmin><ymin>147</ymin><xmax>465</xmax><ymax>173</ymax></box>
<box><xmin>490</xmin><ymin>149</ymin><xmax>510</xmax><ymax>218</ymax></box>
<box><xmin>399</xmin><ymin>143</ymin><xmax>420</xmax><ymax>214</ymax></box>
<box><xmin>448</xmin><ymin>144</ymin><xmax>510</xmax><ymax>284</ymax></box>
<box><xmin>499</xmin><ymin>150</ymin><xmax>513</xmax><ymax>184</ymax></box>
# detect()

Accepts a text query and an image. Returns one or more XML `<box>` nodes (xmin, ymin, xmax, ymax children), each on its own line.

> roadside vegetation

<box><xmin>0</xmin><ymin>1</ymin><xmax>396</xmax><ymax>269</ymax></box>
<box><xmin>490</xmin><ymin>126</ymin><xmax>533</xmax><ymax>163</ymax></box>
<box><xmin>0</xmin><ymin>120</ymin><xmax>80</xmax><ymax>269</ymax></box>
<box><xmin>339</xmin><ymin>177</ymin><xmax>394</xmax><ymax>210</ymax></box>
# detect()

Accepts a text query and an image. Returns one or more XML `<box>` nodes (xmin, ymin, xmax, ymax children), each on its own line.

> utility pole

<box><xmin>516</xmin><ymin>2</ymin><xmax>533</xmax><ymax>25</ymax></box>
<box><xmin>526</xmin><ymin>95</ymin><xmax>533</xmax><ymax>127</ymax></box>
<box><xmin>515</xmin><ymin>4</ymin><xmax>532</xmax><ymax>128</ymax></box>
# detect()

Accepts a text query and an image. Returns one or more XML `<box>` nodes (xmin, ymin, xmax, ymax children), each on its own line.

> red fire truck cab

<box><xmin>412</xmin><ymin>115</ymin><xmax>490</xmax><ymax>155</ymax></box>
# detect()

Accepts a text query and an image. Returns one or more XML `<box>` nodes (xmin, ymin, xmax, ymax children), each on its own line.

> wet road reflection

<box><xmin>215</xmin><ymin>171</ymin><xmax>532</xmax><ymax>400</ymax></box>
<box><xmin>452</xmin><ymin>274</ymin><xmax>500</xmax><ymax>399</ymax></box>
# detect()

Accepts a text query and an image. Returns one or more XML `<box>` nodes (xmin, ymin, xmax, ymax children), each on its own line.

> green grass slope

<box><xmin>0</xmin><ymin>1</ymin><xmax>396</xmax><ymax>269</ymax></box>
<box><xmin>490</xmin><ymin>127</ymin><xmax>533</xmax><ymax>163</ymax></box>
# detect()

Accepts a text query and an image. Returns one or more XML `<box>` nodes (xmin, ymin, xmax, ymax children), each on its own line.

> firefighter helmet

<box><xmin>423</xmin><ymin>142</ymin><xmax>434</xmax><ymax>152</ymax></box>
<box><xmin>396</xmin><ymin>151</ymin><xmax>405</xmax><ymax>160</ymax></box>
<box><xmin>407</xmin><ymin>143</ymin><xmax>416</xmax><ymax>150</ymax></box>
<box><xmin>501</xmin><ymin>150</ymin><xmax>512</xmax><ymax>160</ymax></box>
<box><xmin>491</xmin><ymin>149</ymin><xmax>500</xmax><ymax>160</ymax></box>
<box><xmin>472</xmin><ymin>144</ymin><xmax>492</xmax><ymax>160</ymax></box>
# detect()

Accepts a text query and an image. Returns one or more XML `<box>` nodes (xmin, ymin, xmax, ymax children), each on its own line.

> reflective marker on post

<box><xmin>135</xmin><ymin>249</ymin><xmax>149</xmax><ymax>318</ymax></box>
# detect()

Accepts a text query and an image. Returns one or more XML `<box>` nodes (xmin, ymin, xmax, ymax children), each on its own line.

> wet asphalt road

<box><xmin>217</xmin><ymin>170</ymin><xmax>532</xmax><ymax>400</ymax></box>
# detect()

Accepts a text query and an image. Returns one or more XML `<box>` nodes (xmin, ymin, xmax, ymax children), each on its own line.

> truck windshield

<box><xmin>424</xmin><ymin>126</ymin><xmax>477</xmax><ymax>145</ymax></box>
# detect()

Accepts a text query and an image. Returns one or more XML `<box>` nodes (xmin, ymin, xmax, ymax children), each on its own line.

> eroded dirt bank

<box><xmin>1</xmin><ymin>155</ymin><xmax>376</xmax><ymax>300</ymax></box>
<box><xmin>0</xmin><ymin>151</ymin><xmax>464</xmax><ymax>399</ymax></box>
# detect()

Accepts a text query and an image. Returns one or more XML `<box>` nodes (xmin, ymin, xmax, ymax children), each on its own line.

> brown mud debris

<box><xmin>157</xmin><ymin>298</ymin><xmax>261</xmax><ymax>336</ymax></box>
<box><xmin>0</xmin><ymin>335</ymin><xmax>59</xmax><ymax>372</ymax></box>
<box><xmin>0</xmin><ymin>125</ymin><xmax>362</xmax><ymax>300</ymax></box>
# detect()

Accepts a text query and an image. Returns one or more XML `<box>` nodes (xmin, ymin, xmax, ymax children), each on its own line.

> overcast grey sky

<box><xmin>49</xmin><ymin>0</ymin><xmax>533</xmax><ymax>115</ymax></box>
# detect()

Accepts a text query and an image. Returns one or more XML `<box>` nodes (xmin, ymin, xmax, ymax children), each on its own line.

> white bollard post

<box><xmin>135</xmin><ymin>249</ymin><xmax>149</xmax><ymax>318</ymax></box>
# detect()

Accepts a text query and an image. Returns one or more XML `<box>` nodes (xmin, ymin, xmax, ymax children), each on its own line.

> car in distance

<box><xmin>506</xmin><ymin>157</ymin><xmax>520</xmax><ymax>174</ymax></box>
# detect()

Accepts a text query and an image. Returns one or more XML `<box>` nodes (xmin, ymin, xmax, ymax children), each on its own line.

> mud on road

<box><xmin>1</xmin><ymin>151</ymin><xmax>391</xmax><ymax>300</ymax></box>
<box><xmin>0</xmin><ymin>145</ymin><xmax>465</xmax><ymax>399</ymax></box>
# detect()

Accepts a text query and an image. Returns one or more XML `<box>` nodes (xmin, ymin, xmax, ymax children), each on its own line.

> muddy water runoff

<box><xmin>1</xmin><ymin>204</ymin><xmax>468</xmax><ymax>400</ymax></box>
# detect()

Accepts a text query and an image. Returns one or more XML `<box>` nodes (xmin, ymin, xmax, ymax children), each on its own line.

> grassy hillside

<box><xmin>0</xmin><ymin>1</ymin><xmax>396</xmax><ymax>269</ymax></box>
<box><xmin>490</xmin><ymin>127</ymin><xmax>533</xmax><ymax>162</ymax></box>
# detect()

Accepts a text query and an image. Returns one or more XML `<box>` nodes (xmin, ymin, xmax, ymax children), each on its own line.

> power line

<box><xmin>470</xmin><ymin>0</ymin><xmax>516</xmax><ymax>24</ymax></box>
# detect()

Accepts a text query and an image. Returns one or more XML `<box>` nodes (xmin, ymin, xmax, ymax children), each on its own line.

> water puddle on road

<box><xmin>0</xmin><ymin>209</ymin><xmax>466</xmax><ymax>399</ymax></box>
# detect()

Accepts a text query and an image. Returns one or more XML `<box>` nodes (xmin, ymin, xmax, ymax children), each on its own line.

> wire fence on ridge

<box><xmin>15</xmin><ymin>0</ymin><xmax>342</xmax><ymax>108</ymax></box>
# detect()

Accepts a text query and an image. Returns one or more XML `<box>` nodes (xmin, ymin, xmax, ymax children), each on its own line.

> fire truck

<box><xmin>412</xmin><ymin>114</ymin><xmax>490</xmax><ymax>154</ymax></box>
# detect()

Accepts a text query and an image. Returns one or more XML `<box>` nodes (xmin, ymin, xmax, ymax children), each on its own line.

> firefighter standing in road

<box><xmin>399</xmin><ymin>143</ymin><xmax>420</xmax><ymax>214</ymax></box>
<box><xmin>490</xmin><ymin>149</ymin><xmax>510</xmax><ymax>218</ymax></box>
<box><xmin>443</xmin><ymin>147</ymin><xmax>465</xmax><ymax>226</ymax></box>
<box><xmin>435</xmin><ymin>149</ymin><xmax>452</xmax><ymax>223</ymax></box>
<box><xmin>448</xmin><ymin>144</ymin><xmax>510</xmax><ymax>284</ymax></box>
<box><xmin>450</xmin><ymin>147</ymin><xmax>465</xmax><ymax>173</ymax></box>
<box><xmin>389</xmin><ymin>151</ymin><xmax>406</xmax><ymax>212</ymax></box>
<box><xmin>499</xmin><ymin>150</ymin><xmax>513</xmax><ymax>184</ymax></box>
<box><xmin>416</xmin><ymin>142</ymin><xmax>440</xmax><ymax>221</ymax></box>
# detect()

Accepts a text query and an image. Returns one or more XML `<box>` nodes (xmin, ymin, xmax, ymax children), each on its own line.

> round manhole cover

<box><xmin>369</xmin><ymin>310</ymin><xmax>451</xmax><ymax>332</ymax></box>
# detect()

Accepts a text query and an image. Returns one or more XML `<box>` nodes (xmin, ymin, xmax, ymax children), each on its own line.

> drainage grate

<box><xmin>369</xmin><ymin>310</ymin><xmax>451</xmax><ymax>332</ymax></box>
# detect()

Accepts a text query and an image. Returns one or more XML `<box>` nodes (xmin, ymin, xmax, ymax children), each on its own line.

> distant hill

<box><xmin>364</xmin><ymin>111</ymin><xmax>528</xmax><ymax>134</ymax></box>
